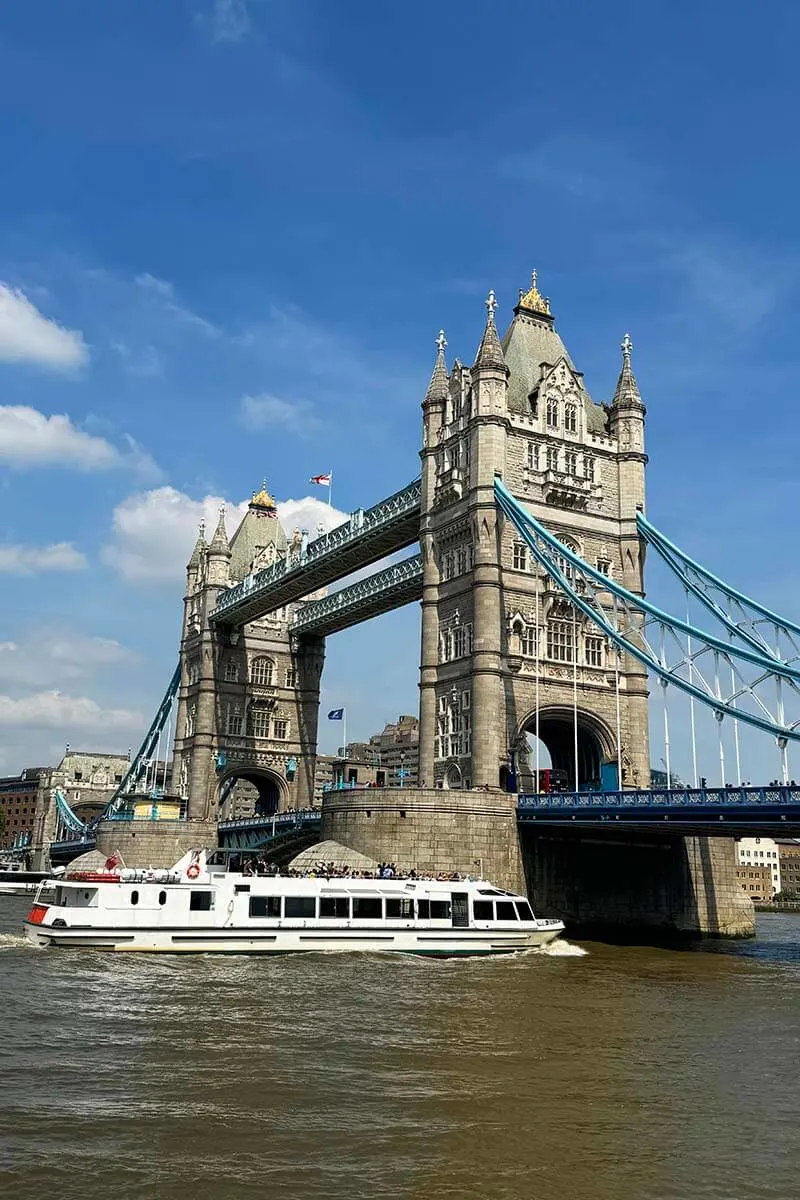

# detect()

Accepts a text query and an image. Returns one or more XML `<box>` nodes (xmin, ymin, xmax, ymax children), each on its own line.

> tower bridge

<box><xmin>34</xmin><ymin>270</ymin><xmax>800</xmax><ymax>941</ymax></box>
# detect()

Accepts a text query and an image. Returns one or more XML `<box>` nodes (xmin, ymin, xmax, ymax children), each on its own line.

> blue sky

<box><xmin>1</xmin><ymin>0</ymin><xmax>800</xmax><ymax>782</ymax></box>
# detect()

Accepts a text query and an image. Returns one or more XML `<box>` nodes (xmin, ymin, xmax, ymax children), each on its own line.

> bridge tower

<box><xmin>170</xmin><ymin>484</ymin><xmax>324</xmax><ymax>821</ymax></box>
<box><xmin>418</xmin><ymin>275</ymin><xmax>650</xmax><ymax>792</ymax></box>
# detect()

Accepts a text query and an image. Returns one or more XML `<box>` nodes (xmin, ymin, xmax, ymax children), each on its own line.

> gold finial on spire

<box><xmin>518</xmin><ymin>269</ymin><xmax>551</xmax><ymax>316</ymax></box>
<box><xmin>251</xmin><ymin>478</ymin><xmax>276</xmax><ymax>509</ymax></box>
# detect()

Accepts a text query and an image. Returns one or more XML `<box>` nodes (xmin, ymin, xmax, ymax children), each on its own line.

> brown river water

<box><xmin>0</xmin><ymin>896</ymin><xmax>798</xmax><ymax>1200</ymax></box>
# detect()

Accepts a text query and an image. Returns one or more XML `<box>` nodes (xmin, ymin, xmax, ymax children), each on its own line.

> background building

<box><xmin>0</xmin><ymin>767</ymin><xmax>47</xmax><ymax>850</ymax></box>
<box><xmin>735</xmin><ymin>864</ymin><xmax>774</xmax><ymax>902</ymax></box>
<box><xmin>735</xmin><ymin>837</ymin><xmax>781</xmax><ymax>896</ymax></box>
<box><xmin>775</xmin><ymin>839</ymin><xmax>800</xmax><ymax>896</ymax></box>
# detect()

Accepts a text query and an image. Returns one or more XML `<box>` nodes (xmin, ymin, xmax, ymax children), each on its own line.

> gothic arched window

<box><xmin>564</xmin><ymin>403</ymin><xmax>577</xmax><ymax>433</ymax></box>
<box><xmin>250</xmin><ymin>656</ymin><xmax>275</xmax><ymax>686</ymax></box>
<box><xmin>546</xmin><ymin>397</ymin><xmax>558</xmax><ymax>428</ymax></box>
<box><xmin>547</xmin><ymin>600</ymin><xmax>575</xmax><ymax>663</ymax></box>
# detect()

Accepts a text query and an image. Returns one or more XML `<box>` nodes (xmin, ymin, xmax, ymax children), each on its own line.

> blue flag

<box><xmin>328</xmin><ymin>708</ymin><xmax>344</xmax><ymax>720</ymax></box>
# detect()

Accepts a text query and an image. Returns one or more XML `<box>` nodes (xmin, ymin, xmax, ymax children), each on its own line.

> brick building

<box><xmin>0</xmin><ymin>767</ymin><xmax>46</xmax><ymax>849</ymax></box>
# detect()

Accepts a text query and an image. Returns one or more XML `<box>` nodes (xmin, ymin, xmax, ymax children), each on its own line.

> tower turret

<box><xmin>206</xmin><ymin>507</ymin><xmax>231</xmax><ymax>587</ymax></box>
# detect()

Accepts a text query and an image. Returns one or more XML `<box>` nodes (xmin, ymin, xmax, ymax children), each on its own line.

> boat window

<box><xmin>131</xmin><ymin>890</ymin><xmax>139</xmax><ymax>906</ymax></box>
<box><xmin>234</xmin><ymin>884</ymin><xmax>251</xmax><ymax>894</ymax></box>
<box><xmin>250</xmin><ymin>896</ymin><xmax>281</xmax><ymax>918</ymax></box>
<box><xmin>515</xmin><ymin>901</ymin><xmax>534</xmax><ymax>921</ymax></box>
<box><xmin>159</xmin><ymin>890</ymin><xmax>167</xmax><ymax>906</ymax></box>
<box><xmin>285</xmin><ymin>896</ymin><xmax>316</xmax><ymax>918</ymax></box>
<box><xmin>430</xmin><ymin>900</ymin><xmax>451</xmax><ymax>920</ymax></box>
<box><xmin>478</xmin><ymin>888</ymin><xmax>505</xmax><ymax>896</ymax></box>
<box><xmin>352</xmin><ymin>897</ymin><xmax>382</xmax><ymax>919</ymax></box>
<box><xmin>473</xmin><ymin>900</ymin><xmax>494</xmax><ymax>921</ymax></box>
<box><xmin>189</xmin><ymin>891</ymin><xmax>214</xmax><ymax>912</ymax></box>
<box><xmin>417</xmin><ymin>898</ymin><xmax>430</xmax><ymax>919</ymax></box>
<box><xmin>320</xmin><ymin>896</ymin><xmax>350</xmax><ymax>918</ymax></box>
<box><xmin>496</xmin><ymin>901</ymin><xmax>518</xmax><ymax>921</ymax></box>
<box><xmin>385</xmin><ymin>898</ymin><xmax>414</xmax><ymax>919</ymax></box>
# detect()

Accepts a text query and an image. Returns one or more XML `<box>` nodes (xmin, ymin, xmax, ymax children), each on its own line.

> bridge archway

<box><xmin>517</xmin><ymin>706</ymin><xmax>616</xmax><ymax>791</ymax></box>
<box><xmin>441</xmin><ymin>761</ymin><xmax>463</xmax><ymax>790</ymax></box>
<box><xmin>218</xmin><ymin>766</ymin><xmax>286</xmax><ymax>818</ymax></box>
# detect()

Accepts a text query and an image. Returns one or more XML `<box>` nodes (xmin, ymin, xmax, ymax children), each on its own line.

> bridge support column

<box><xmin>294</xmin><ymin>635</ymin><xmax>325</xmax><ymax>810</ymax></box>
<box><xmin>520</xmin><ymin>829</ymin><xmax>755</xmax><ymax>941</ymax></box>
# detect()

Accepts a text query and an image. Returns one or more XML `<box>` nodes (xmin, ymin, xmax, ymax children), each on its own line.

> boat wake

<box><xmin>532</xmin><ymin>939</ymin><xmax>588</xmax><ymax>957</ymax></box>
<box><xmin>0</xmin><ymin>932</ymin><xmax>35</xmax><ymax>951</ymax></box>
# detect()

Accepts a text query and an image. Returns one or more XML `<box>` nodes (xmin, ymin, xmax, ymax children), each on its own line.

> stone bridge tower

<box><xmin>170</xmin><ymin>484</ymin><xmax>324</xmax><ymax>822</ymax></box>
<box><xmin>418</xmin><ymin>275</ymin><xmax>650</xmax><ymax>793</ymax></box>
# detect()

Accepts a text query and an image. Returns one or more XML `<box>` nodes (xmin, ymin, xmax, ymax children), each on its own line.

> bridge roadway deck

<box><xmin>211</xmin><ymin>479</ymin><xmax>421</xmax><ymax>627</ymax></box>
<box><xmin>291</xmin><ymin>555</ymin><xmax>423</xmax><ymax>637</ymax></box>
<box><xmin>517</xmin><ymin>786</ymin><xmax>800</xmax><ymax>836</ymax></box>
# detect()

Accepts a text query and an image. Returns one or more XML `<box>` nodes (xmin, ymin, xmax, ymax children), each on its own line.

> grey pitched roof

<box><xmin>611</xmin><ymin>334</ymin><xmax>642</xmax><ymax>409</ymax></box>
<box><xmin>208</xmin><ymin>511</ymin><xmax>230</xmax><ymax>555</ymax></box>
<box><xmin>229</xmin><ymin>504</ymin><xmax>288</xmax><ymax>582</ymax></box>
<box><xmin>472</xmin><ymin>311</ymin><xmax>507</xmax><ymax>372</ymax></box>
<box><xmin>424</xmin><ymin>334</ymin><xmax>450</xmax><ymax>404</ymax></box>
<box><xmin>501</xmin><ymin>308</ymin><xmax>608</xmax><ymax>435</ymax></box>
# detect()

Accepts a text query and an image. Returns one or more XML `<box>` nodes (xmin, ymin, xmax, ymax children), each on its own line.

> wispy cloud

<box><xmin>204</xmin><ymin>0</ymin><xmax>252</xmax><ymax>44</ymax></box>
<box><xmin>134</xmin><ymin>272</ymin><xmax>220</xmax><ymax>338</ymax></box>
<box><xmin>239</xmin><ymin>392</ymin><xmax>323</xmax><ymax>435</ymax></box>
<box><xmin>0</xmin><ymin>542</ymin><xmax>88</xmax><ymax>575</ymax></box>
<box><xmin>0</xmin><ymin>405</ymin><xmax>161</xmax><ymax>480</ymax></box>
<box><xmin>0</xmin><ymin>628</ymin><xmax>133</xmax><ymax>686</ymax></box>
<box><xmin>0</xmin><ymin>691</ymin><xmax>142</xmax><ymax>730</ymax></box>
<box><xmin>0</xmin><ymin>283</ymin><xmax>88</xmax><ymax>371</ymax></box>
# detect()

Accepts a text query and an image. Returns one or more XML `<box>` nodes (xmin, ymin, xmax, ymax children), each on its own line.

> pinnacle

<box><xmin>187</xmin><ymin>522</ymin><xmax>206</xmax><ymax>569</ymax></box>
<box><xmin>611</xmin><ymin>332</ymin><xmax>642</xmax><ymax>407</ymax></box>
<box><xmin>209</xmin><ymin>508</ymin><xmax>231</xmax><ymax>556</ymax></box>
<box><xmin>472</xmin><ymin>290</ymin><xmax>506</xmax><ymax>372</ymax></box>
<box><xmin>424</xmin><ymin>329</ymin><xmax>449</xmax><ymax>404</ymax></box>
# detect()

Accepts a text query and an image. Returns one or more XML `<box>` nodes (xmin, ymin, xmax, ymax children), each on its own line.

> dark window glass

<box><xmin>319</xmin><ymin>896</ymin><xmax>350</xmax><ymax>918</ymax></box>
<box><xmin>417</xmin><ymin>899</ymin><xmax>430</xmax><ymax>919</ymax></box>
<box><xmin>234</xmin><ymin>884</ymin><xmax>251</xmax><ymax>893</ymax></box>
<box><xmin>352</xmin><ymin>897</ymin><xmax>382</xmax><ymax>919</ymax></box>
<box><xmin>385</xmin><ymin>898</ymin><xmax>415</xmax><ymax>918</ymax></box>
<box><xmin>158</xmin><ymin>890</ymin><xmax>167</xmax><ymax>906</ymax></box>
<box><xmin>515</xmin><ymin>901</ymin><xmax>534</xmax><ymax>921</ymax></box>
<box><xmin>131</xmin><ymin>890</ymin><xmax>139</xmax><ymax>906</ymax></box>
<box><xmin>189</xmin><ymin>891</ymin><xmax>213</xmax><ymax>912</ymax></box>
<box><xmin>249</xmin><ymin>896</ymin><xmax>281</xmax><ymax>918</ymax></box>
<box><xmin>430</xmin><ymin>900</ymin><xmax>451</xmax><ymax>920</ymax></box>
<box><xmin>473</xmin><ymin>900</ymin><xmax>494</xmax><ymax>921</ymax></box>
<box><xmin>496</xmin><ymin>901</ymin><xmax>518</xmax><ymax>921</ymax></box>
<box><xmin>285</xmin><ymin>896</ymin><xmax>316</xmax><ymax>918</ymax></box>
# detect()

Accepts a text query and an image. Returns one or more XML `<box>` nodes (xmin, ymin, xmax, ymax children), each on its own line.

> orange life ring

<box><xmin>187</xmin><ymin>863</ymin><xmax>201</xmax><ymax>880</ymax></box>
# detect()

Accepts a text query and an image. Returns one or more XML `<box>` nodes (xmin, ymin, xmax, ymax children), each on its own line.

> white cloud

<box><xmin>0</xmin><ymin>691</ymin><xmax>141</xmax><ymax>730</ymax></box>
<box><xmin>0</xmin><ymin>283</ymin><xmax>88</xmax><ymax>370</ymax></box>
<box><xmin>239</xmin><ymin>392</ymin><xmax>323</xmax><ymax>435</ymax></box>
<box><xmin>0</xmin><ymin>628</ymin><xmax>134</xmax><ymax>688</ymax></box>
<box><xmin>0</xmin><ymin>405</ymin><xmax>161</xmax><ymax>479</ymax></box>
<box><xmin>0</xmin><ymin>542</ymin><xmax>88</xmax><ymax>574</ymax></box>
<box><xmin>134</xmin><ymin>273</ymin><xmax>220</xmax><ymax>338</ymax></box>
<box><xmin>102</xmin><ymin>487</ymin><xmax>248</xmax><ymax>584</ymax></box>
<box><xmin>206</xmin><ymin>0</ymin><xmax>252</xmax><ymax>43</ymax></box>
<box><xmin>102</xmin><ymin>486</ymin><xmax>348</xmax><ymax>586</ymax></box>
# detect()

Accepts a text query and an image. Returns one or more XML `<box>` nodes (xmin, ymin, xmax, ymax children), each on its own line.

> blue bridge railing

<box><xmin>518</xmin><ymin>786</ymin><xmax>800</xmax><ymax>810</ymax></box>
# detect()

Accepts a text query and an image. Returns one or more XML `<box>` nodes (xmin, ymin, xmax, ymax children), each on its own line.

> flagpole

<box><xmin>343</xmin><ymin>706</ymin><xmax>347</xmax><ymax>760</ymax></box>
<box><xmin>328</xmin><ymin>471</ymin><xmax>333</xmax><ymax>509</ymax></box>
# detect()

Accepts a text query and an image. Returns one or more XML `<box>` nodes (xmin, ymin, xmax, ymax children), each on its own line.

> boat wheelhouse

<box><xmin>24</xmin><ymin>849</ymin><xmax>565</xmax><ymax>956</ymax></box>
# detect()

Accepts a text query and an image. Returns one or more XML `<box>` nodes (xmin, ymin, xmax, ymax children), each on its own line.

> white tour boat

<box><xmin>24</xmin><ymin>849</ymin><xmax>565</xmax><ymax>956</ymax></box>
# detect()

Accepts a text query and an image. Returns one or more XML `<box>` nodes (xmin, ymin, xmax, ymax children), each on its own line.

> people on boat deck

<box><xmin>228</xmin><ymin>854</ymin><xmax>466</xmax><ymax>882</ymax></box>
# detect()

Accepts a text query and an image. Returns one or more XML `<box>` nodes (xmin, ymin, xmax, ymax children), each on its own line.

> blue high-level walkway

<box><xmin>211</xmin><ymin>480</ymin><xmax>421</xmax><ymax>627</ymax></box>
<box><xmin>517</xmin><ymin>786</ymin><xmax>800</xmax><ymax>835</ymax></box>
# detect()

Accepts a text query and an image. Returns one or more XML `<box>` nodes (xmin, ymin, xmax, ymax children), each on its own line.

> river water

<box><xmin>0</xmin><ymin>898</ymin><xmax>798</xmax><ymax>1200</ymax></box>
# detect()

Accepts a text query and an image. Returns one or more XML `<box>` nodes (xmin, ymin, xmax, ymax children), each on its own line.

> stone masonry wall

<box><xmin>321</xmin><ymin>788</ymin><xmax>525</xmax><ymax>893</ymax></box>
<box><xmin>95</xmin><ymin>819</ymin><xmax>217</xmax><ymax>870</ymax></box>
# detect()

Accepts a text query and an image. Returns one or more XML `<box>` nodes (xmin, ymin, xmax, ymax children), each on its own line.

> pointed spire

<box><xmin>472</xmin><ymin>289</ymin><xmax>506</xmax><ymax>371</ymax></box>
<box><xmin>611</xmin><ymin>332</ymin><xmax>642</xmax><ymax>408</ymax></box>
<box><xmin>424</xmin><ymin>329</ymin><xmax>450</xmax><ymax>404</ymax></box>
<box><xmin>208</xmin><ymin>506</ymin><xmax>230</xmax><ymax>556</ymax></box>
<box><xmin>187</xmin><ymin>521</ymin><xmax>206</xmax><ymax>570</ymax></box>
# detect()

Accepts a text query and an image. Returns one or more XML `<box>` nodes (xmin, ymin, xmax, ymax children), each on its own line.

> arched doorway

<box><xmin>517</xmin><ymin>706</ymin><xmax>615</xmax><ymax>791</ymax></box>
<box><xmin>218</xmin><ymin>767</ymin><xmax>286</xmax><ymax>819</ymax></box>
<box><xmin>442</xmin><ymin>762</ymin><xmax>463</xmax><ymax>790</ymax></box>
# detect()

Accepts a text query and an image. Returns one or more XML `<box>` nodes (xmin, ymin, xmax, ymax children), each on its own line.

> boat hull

<box><xmin>23</xmin><ymin>922</ymin><xmax>564</xmax><ymax>956</ymax></box>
